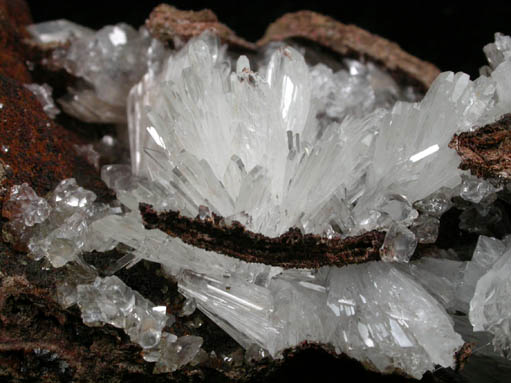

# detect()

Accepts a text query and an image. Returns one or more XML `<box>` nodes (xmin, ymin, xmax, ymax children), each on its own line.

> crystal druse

<box><xmin>14</xmin><ymin>17</ymin><xmax>511</xmax><ymax>379</ymax></box>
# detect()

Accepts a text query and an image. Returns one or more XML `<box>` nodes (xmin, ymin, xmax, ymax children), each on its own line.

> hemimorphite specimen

<box><xmin>17</xmin><ymin>19</ymin><xmax>511</xmax><ymax>379</ymax></box>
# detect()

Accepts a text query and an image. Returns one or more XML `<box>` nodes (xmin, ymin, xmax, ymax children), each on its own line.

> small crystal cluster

<box><xmin>2</xmin><ymin>183</ymin><xmax>50</xmax><ymax>245</ymax></box>
<box><xmin>28</xmin><ymin>22</ymin><xmax>166</xmax><ymax>124</ymax></box>
<box><xmin>20</xmin><ymin>19</ymin><xmax>511</xmax><ymax>379</ymax></box>
<box><xmin>59</xmin><ymin>275</ymin><xmax>204</xmax><ymax>372</ymax></box>
<box><xmin>23</xmin><ymin>179</ymin><xmax>119</xmax><ymax>267</ymax></box>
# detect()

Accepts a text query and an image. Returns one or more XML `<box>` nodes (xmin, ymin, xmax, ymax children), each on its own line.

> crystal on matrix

<box><xmin>154</xmin><ymin>335</ymin><xmax>203</xmax><ymax>373</ymax></box>
<box><xmin>2</xmin><ymin>183</ymin><xmax>51</xmax><ymax>246</ymax></box>
<box><xmin>2</xmin><ymin>183</ymin><xmax>50</xmax><ymax>227</ymax></box>
<box><xmin>19</xmin><ymin>18</ymin><xmax>511</xmax><ymax>380</ymax></box>
<box><xmin>67</xmin><ymin>276</ymin><xmax>167</xmax><ymax>348</ymax></box>
<box><xmin>380</xmin><ymin>223</ymin><xmax>417</xmax><ymax>263</ymax></box>
<box><xmin>27</xmin><ymin>179</ymin><xmax>118</xmax><ymax>267</ymax></box>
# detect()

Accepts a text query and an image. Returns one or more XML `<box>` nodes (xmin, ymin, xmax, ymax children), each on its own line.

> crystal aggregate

<box><xmin>13</xmin><ymin>20</ymin><xmax>511</xmax><ymax>378</ymax></box>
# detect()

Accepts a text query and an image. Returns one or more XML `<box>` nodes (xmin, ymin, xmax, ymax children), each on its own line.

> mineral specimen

<box><xmin>16</xmin><ymin>9</ymin><xmax>511</xmax><ymax>381</ymax></box>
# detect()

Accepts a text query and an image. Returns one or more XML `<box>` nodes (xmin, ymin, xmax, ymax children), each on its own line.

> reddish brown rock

<box><xmin>0</xmin><ymin>75</ymin><xmax>112</xmax><ymax>205</ymax></box>
<box><xmin>449</xmin><ymin>113</ymin><xmax>511</xmax><ymax>180</ymax></box>
<box><xmin>0</xmin><ymin>0</ymin><xmax>32</xmax><ymax>83</ymax></box>
<box><xmin>257</xmin><ymin>11</ymin><xmax>440</xmax><ymax>92</ymax></box>
<box><xmin>0</xmin><ymin>0</ymin><xmax>32</xmax><ymax>32</ymax></box>
<box><xmin>146</xmin><ymin>4</ymin><xmax>256</xmax><ymax>51</ymax></box>
<box><xmin>140</xmin><ymin>203</ymin><xmax>385</xmax><ymax>269</ymax></box>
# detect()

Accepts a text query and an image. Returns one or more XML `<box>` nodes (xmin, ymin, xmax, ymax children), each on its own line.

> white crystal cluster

<box><xmin>2</xmin><ymin>183</ymin><xmax>51</xmax><ymax>244</ymax></box>
<box><xmin>126</xmin><ymin>31</ymin><xmax>503</xmax><ymax>244</ymax></box>
<box><xmin>396</xmin><ymin>234</ymin><xmax>511</xmax><ymax>359</ymax></box>
<box><xmin>29</xmin><ymin>21</ymin><xmax>166</xmax><ymax>123</ymax></box>
<box><xmin>59</xmin><ymin>275</ymin><xmax>204</xmax><ymax>372</ymax></box>
<box><xmin>20</xmin><ymin>20</ymin><xmax>511</xmax><ymax>378</ymax></box>
<box><xmin>24</xmin><ymin>179</ymin><xmax>119</xmax><ymax>267</ymax></box>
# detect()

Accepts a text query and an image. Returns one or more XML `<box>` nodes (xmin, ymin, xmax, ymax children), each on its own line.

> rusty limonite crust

<box><xmin>145</xmin><ymin>4</ymin><xmax>257</xmax><ymax>51</ymax></box>
<box><xmin>257</xmin><ymin>11</ymin><xmax>440</xmax><ymax>92</ymax></box>
<box><xmin>140</xmin><ymin>203</ymin><xmax>386</xmax><ymax>269</ymax></box>
<box><xmin>145</xmin><ymin>6</ymin><xmax>439</xmax><ymax>92</ymax></box>
<box><xmin>450</xmin><ymin>113</ymin><xmax>511</xmax><ymax>181</ymax></box>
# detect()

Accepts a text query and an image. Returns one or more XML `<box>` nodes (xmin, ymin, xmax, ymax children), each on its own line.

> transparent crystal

<box><xmin>410</xmin><ymin>214</ymin><xmax>440</xmax><ymax>244</ymax></box>
<box><xmin>74</xmin><ymin>276</ymin><xmax>168</xmax><ymax>349</ymax></box>
<box><xmin>179</xmin><ymin>298</ymin><xmax>197</xmax><ymax>317</ymax></box>
<box><xmin>27</xmin><ymin>179</ymin><xmax>119</xmax><ymax>267</ymax></box>
<box><xmin>155</xmin><ymin>335</ymin><xmax>203</xmax><ymax>373</ymax></box>
<box><xmin>484</xmin><ymin>33</ymin><xmax>511</xmax><ymax>70</ymax></box>
<box><xmin>413</xmin><ymin>187</ymin><xmax>454</xmax><ymax>217</ymax></box>
<box><xmin>380</xmin><ymin>223</ymin><xmax>418</xmax><ymax>263</ymax></box>
<box><xmin>459</xmin><ymin>174</ymin><xmax>500</xmax><ymax>204</ymax></box>
<box><xmin>24</xmin><ymin>31</ymin><xmax>511</xmax><ymax>379</ymax></box>
<box><xmin>3</xmin><ymin>183</ymin><xmax>50</xmax><ymax>227</ymax></box>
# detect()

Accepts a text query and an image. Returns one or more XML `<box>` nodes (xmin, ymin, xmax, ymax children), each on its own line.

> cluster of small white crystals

<box><xmin>27</xmin><ymin>20</ymin><xmax>166</xmax><ymax>124</ymax></box>
<box><xmin>58</xmin><ymin>275</ymin><xmax>204</xmax><ymax>372</ymax></box>
<box><xmin>25</xmin><ymin>179</ymin><xmax>119</xmax><ymax>267</ymax></box>
<box><xmin>20</xmin><ymin>19</ymin><xmax>511</xmax><ymax>378</ymax></box>
<box><xmin>2</xmin><ymin>183</ymin><xmax>51</xmax><ymax>244</ymax></box>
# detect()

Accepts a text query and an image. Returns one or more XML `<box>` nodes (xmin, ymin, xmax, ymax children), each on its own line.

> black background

<box><xmin>26</xmin><ymin>1</ymin><xmax>511</xmax><ymax>79</ymax></box>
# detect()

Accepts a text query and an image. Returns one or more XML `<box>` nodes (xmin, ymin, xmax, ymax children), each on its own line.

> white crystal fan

<box><xmin>129</xmin><ymin>32</ymin><xmax>381</xmax><ymax>237</ymax></box>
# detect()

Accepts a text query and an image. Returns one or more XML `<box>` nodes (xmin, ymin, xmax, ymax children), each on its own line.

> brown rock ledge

<box><xmin>140</xmin><ymin>203</ymin><xmax>385</xmax><ymax>269</ymax></box>
<box><xmin>146</xmin><ymin>4</ymin><xmax>257</xmax><ymax>51</ymax></box>
<box><xmin>257</xmin><ymin>11</ymin><xmax>440</xmax><ymax>92</ymax></box>
<box><xmin>449</xmin><ymin>113</ymin><xmax>511</xmax><ymax>181</ymax></box>
<box><xmin>145</xmin><ymin>5</ymin><xmax>439</xmax><ymax>93</ymax></box>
